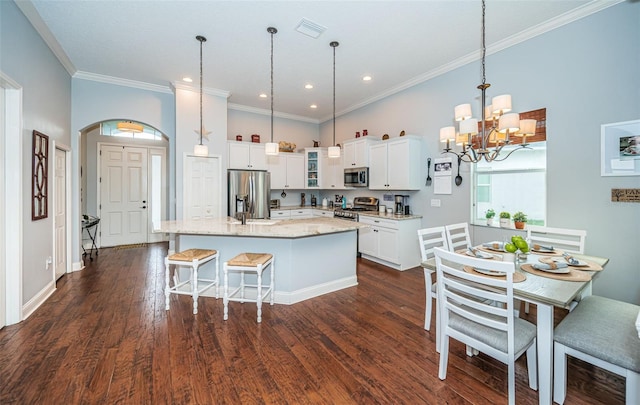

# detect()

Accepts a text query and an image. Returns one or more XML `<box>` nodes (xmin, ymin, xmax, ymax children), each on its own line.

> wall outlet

<box><xmin>430</xmin><ymin>199</ymin><xmax>441</xmax><ymax>207</ymax></box>
<box><xmin>46</xmin><ymin>256</ymin><xmax>52</xmax><ymax>270</ymax></box>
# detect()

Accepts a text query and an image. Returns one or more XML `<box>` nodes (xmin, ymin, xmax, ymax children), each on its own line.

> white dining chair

<box><xmin>526</xmin><ymin>225</ymin><xmax>586</xmax><ymax>254</ymax></box>
<box><xmin>553</xmin><ymin>295</ymin><xmax>640</xmax><ymax>405</ymax></box>
<box><xmin>524</xmin><ymin>225</ymin><xmax>587</xmax><ymax>313</ymax></box>
<box><xmin>434</xmin><ymin>247</ymin><xmax>538</xmax><ymax>405</ymax></box>
<box><xmin>417</xmin><ymin>227</ymin><xmax>448</xmax><ymax>339</ymax></box>
<box><xmin>444</xmin><ymin>222</ymin><xmax>472</xmax><ymax>253</ymax></box>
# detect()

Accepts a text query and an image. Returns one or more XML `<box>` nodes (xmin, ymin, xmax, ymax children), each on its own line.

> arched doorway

<box><xmin>80</xmin><ymin>119</ymin><xmax>169</xmax><ymax>250</ymax></box>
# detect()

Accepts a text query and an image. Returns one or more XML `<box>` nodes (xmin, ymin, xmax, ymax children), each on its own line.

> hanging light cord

<box><xmin>331</xmin><ymin>41</ymin><xmax>339</xmax><ymax>147</ymax></box>
<box><xmin>481</xmin><ymin>0</ymin><xmax>486</xmax><ymax>86</ymax></box>
<box><xmin>266</xmin><ymin>27</ymin><xmax>278</xmax><ymax>145</ymax></box>
<box><xmin>196</xmin><ymin>35</ymin><xmax>206</xmax><ymax>146</ymax></box>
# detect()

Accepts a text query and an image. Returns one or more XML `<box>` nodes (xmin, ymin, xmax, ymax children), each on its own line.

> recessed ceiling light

<box><xmin>362</xmin><ymin>75</ymin><xmax>372</xmax><ymax>82</ymax></box>
<box><xmin>183</xmin><ymin>77</ymin><xmax>193</xmax><ymax>83</ymax></box>
<box><xmin>305</xmin><ymin>84</ymin><xmax>314</xmax><ymax>89</ymax></box>
<box><xmin>259</xmin><ymin>93</ymin><xmax>267</xmax><ymax>98</ymax></box>
<box><xmin>310</xmin><ymin>104</ymin><xmax>317</xmax><ymax>109</ymax></box>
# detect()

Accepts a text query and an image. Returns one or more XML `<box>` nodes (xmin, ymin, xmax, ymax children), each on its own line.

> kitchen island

<box><xmin>158</xmin><ymin>217</ymin><xmax>367</xmax><ymax>304</ymax></box>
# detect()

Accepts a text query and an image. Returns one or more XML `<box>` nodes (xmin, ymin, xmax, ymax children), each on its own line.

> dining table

<box><xmin>422</xmin><ymin>248</ymin><xmax>609</xmax><ymax>405</ymax></box>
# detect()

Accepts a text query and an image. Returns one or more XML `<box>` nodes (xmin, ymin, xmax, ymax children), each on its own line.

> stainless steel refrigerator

<box><xmin>228</xmin><ymin>169</ymin><xmax>270</xmax><ymax>219</ymax></box>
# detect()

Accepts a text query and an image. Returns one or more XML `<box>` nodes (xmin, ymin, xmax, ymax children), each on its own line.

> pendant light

<box><xmin>327</xmin><ymin>41</ymin><xmax>340</xmax><ymax>159</ymax></box>
<box><xmin>265</xmin><ymin>27</ymin><xmax>279</xmax><ymax>156</ymax></box>
<box><xmin>193</xmin><ymin>35</ymin><xmax>211</xmax><ymax>157</ymax></box>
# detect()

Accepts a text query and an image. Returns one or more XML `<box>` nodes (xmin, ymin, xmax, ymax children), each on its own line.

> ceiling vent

<box><xmin>295</xmin><ymin>18</ymin><xmax>326</xmax><ymax>39</ymax></box>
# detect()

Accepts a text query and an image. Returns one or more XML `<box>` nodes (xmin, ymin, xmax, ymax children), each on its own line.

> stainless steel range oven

<box><xmin>333</xmin><ymin>197</ymin><xmax>379</xmax><ymax>256</ymax></box>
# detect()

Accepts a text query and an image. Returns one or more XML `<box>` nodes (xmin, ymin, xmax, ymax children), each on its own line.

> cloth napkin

<box><xmin>533</xmin><ymin>262</ymin><xmax>568</xmax><ymax>271</ymax></box>
<box><xmin>482</xmin><ymin>242</ymin><xmax>503</xmax><ymax>250</ymax></box>
<box><xmin>467</xmin><ymin>248</ymin><xmax>493</xmax><ymax>259</ymax></box>
<box><xmin>533</xmin><ymin>244</ymin><xmax>554</xmax><ymax>252</ymax></box>
<box><xmin>563</xmin><ymin>253</ymin><xmax>580</xmax><ymax>265</ymax></box>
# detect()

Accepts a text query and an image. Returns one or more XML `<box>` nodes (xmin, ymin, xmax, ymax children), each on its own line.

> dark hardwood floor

<box><xmin>0</xmin><ymin>243</ymin><xmax>624</xmax><ymax>404</ymax></box>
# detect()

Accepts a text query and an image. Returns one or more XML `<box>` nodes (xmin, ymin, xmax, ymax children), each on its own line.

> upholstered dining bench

<box><xmin>553</xmin><ymin>295</ymin><xmax>640</xmax><ymax>405</ymax></box>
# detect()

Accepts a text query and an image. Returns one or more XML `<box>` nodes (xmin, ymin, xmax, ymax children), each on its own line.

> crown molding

<box><xmin>15</xmin><ymin>0</ymin><xmax>76</xmax><ymax>76</ymax></box>
<box><xmin>74</xmin><ymin>71</ymin><xmax>173</xmax><ymax>94</ymax></box>
<box><xmin>171</xmin><ymin>82</ymin><xmax>230</xmax><ymax>98</ymax></box>
<box><xmin>228</xmin><ymin>103</ymin><xmax>320</xmax><ymax>125</ymax></box>
<box><xmin>321</xmin><ymin>0</ymin><xmax>624</xmax><ymax>123</ymax></box>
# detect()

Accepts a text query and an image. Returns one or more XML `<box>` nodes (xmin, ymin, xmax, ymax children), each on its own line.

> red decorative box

<box><xmin>251</xmin><ymin>134</ymin><xmax>260</xmax><ymax>143</ymax></box>
<box><xmin>236</xmin><ymin>135</ymin><xmax>242</xmax><ymax>141</ymax></box>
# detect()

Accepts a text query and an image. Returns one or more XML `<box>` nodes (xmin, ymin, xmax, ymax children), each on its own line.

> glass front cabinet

<box><xmin>305</xmin><ymin>149</ymin><xmax>319</xmax><ymax>189</ymax></box>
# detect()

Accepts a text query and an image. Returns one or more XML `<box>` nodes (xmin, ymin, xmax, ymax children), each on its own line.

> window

<box><xmin>472</xmin><ymin>142</ymin><xmax>546</xmax><ymax>226</ymax></box>
<box><xmin>100</xmin><ymin>120</ymin><xmax>163</xmax><ymax>141</ymax></box>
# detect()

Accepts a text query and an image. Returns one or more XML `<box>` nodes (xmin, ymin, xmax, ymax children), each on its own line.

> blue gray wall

<box><xmin>320</xmin><ymin>2</ymin><xmax>640</xmax><ymax>304</ymax></box>
<box><xmin>1</xmin><ymin>1</ymin><xmax>72</xmax><ymax>305</ymax></box>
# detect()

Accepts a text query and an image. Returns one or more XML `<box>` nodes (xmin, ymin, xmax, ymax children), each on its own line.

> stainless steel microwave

<box><xmin>344</xmin><ymin>167</ymin><xmax>368</xmax><ymax>187</ymax></box>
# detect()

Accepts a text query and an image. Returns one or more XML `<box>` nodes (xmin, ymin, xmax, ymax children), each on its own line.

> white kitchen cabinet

<box><xmin>228</xmin><ymin>141</ymin><xmax>267</xmax><ymax>170</ymax></box>
<box><xmin>358</xmin><ymin>215</ymin><xmax>421</xmax><ymax>271</ymax></box>
<box><xmin>342</xmin><ymin>138</ymin><xmax>379</xmax><ymax>168</ymax></box>
<box><xmin>312</xmin><ymin>209</ymin><xmax>334</xmax><ymax>218</ymax></box>
<box><xmin>320</xmin><ymin>150</ymin><xmax>344</xmax><ymax>189</ymax></box>
<box><xmin>267</xmin><ymin>153</ymin><xmax>305</xmax><ymax>189</ymax></box>
<box><xmin>270</xmin><ymin>209</ymin><xmax>291</xmax><ymax>219</ymax></box>
<box><xmin>368</xmin><ymin>136</ymin><xmax>421</xmax><ymax>190</ymax></box>
<box><xmin>305</xmin><ymin>148</ymin><xmax>344</xmax><ymax>190</ymax></box>
<box><xmin>290</xmin><ymin>208</ymin><xmax>312</xmax><ymax>218</ymax></box>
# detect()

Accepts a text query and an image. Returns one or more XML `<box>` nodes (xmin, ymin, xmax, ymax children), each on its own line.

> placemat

<box><xmin>463</xmin><ymin>266</ymin><xmax>526</xmax><ymax>283</ymax></box>
<box><xmin>539</xmin><ymin>256</ymin><xmax>603</xmax><ymax>271</ymax></box>
<box><xmin>520</xmin><ymin>263</ymin><xmax>591</xmax><ymax>282</ymax></box>
<box><xmin>529</xmin><ymin>247</ymin><xmax>564</xmax><ymax>257</ymax></box>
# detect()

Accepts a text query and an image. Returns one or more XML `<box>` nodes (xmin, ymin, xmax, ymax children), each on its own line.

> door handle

<box><xmin>141</xmin><ymin>206</ymin><xmax>147</xmax><ymax>209</ymax></box>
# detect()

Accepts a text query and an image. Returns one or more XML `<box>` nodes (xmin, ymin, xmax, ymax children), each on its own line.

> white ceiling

<box><xmin>24</xmin><ymin>0</ymin><xmax>617</xmax><ymax>123</ymax></box>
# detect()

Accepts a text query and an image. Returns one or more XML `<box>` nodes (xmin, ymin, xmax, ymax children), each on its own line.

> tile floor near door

<box><xmin>0</xmin><ymin>243</ymin><xmax>625</xmax><ymax>404</ymax></box>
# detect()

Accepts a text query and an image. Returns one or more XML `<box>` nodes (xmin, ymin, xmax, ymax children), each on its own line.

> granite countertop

<box><xmin>274</xmin><ymin>205</ymin><xmax>334</xmax><ymax>211</ymax></box>
<box><xmin>157</xmin><ymin>217</ymin><xmax>367</xmax><ymax>238</ymax></box>
<box><xmin>275</xmin><ymin>206</ymin><xmax>421</xmax><ymax>220</ymax></box>
<box><xmin>358</xmin><ymin>211</ymin><xmax>423</xmax><ymax>221</ymax></box>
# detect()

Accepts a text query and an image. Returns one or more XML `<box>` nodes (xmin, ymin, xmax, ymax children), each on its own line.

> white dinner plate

<box><xmin>547</xmin><ymin>257</ymin><xmax>589</xmax><ymax>267</ymax></box>
<box><xmin>473</xmin><ymin>267</ymin><xmax>506</xmax><ymax>277</ymax></box>
<box><xmin>532</xmin><ymin>265</ymin><xmax>570</xmax><ymax>274</ymax></box>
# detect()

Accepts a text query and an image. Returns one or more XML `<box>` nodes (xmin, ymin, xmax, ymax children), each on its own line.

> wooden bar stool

<box><xmin>165</xmin><ymin>248</ymin><xmax>219</xmax><ymax>315</ymax></box>
<box><xmin>223</xmin><ymin>253</ymin><xmax>274</xmax><ymax>323</ymax></box>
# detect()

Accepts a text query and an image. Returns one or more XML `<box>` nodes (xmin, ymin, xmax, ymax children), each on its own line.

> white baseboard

<box><xmin>72</xmin><ymin>261</ymin><xmax>84</xmax><ymax>272</ymax></box>
<box><xmin>198</xmin><ymin>275</ymin><xmax>358</xmax><ymax>305</ymax></box>
<box><xmin>22</xmin><ymin>280</ymin><xmax>56</xmax><ymax>320</ymax></box>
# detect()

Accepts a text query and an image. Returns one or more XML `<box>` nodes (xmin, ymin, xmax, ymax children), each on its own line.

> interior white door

<box><xmin>100</xmin><ymin>145</ymin><xmax>148</xmax><ymax>247</ymax></box>
<box><xmin>184</xmin><ymin>155</ymin><xmax>221</xmax><ymax>220</ymax></box>
<box><xmin>54</xmin><ymin>148</ymin><xmax>67</xmax><ymax>279</ymax></box>
<box><xmin>0</xmin><ymin>86</ymin><xmax>6</xmax><ymax>329</ymax></box>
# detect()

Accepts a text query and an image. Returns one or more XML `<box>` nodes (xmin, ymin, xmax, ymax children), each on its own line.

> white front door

<box><xmin>100</xmin><ymin>145</ymin><xmax>148</xmax><ymax>247</ymax></box>
<box><xmin>0</xmin><ymin>86</ymin><xmax>5</xmax><ymax>329</ymax></box>
<box><xmin>54</xmin><ymin>148</ymin><xmax>67</xmax><ymax>279</ymax></box>
<box><xmin>183</xmin><ymin>155</ymin><xmax>221</xmax><ymax>220</ymax></box>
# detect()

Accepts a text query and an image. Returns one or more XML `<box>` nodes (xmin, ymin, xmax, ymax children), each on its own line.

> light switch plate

<box><xmin>431</xmin><ymin>199</ymin><xmax>441</xmax><ymax>207</ymax></box>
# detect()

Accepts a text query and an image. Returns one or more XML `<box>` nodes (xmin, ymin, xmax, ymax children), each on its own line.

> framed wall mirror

<box><xmin>32</xmin><ymin>130</ymin><xmax>49</xmax><ymax>220</ymax></box>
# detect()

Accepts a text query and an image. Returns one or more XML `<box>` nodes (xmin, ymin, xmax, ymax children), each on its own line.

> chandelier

<box><xmin>440</xmin><ymin>0</ymin><xmax>536</xmax><ymax>163</ymax></box>
<box><xmin>193</xmin><ymin>35</ymin><xmax>211</xmax><ymax>157</ymax></box>
<box><xmin>117</xmin><ymin>121</ymin><xmax>143</xmax><ymax>133</ymax></box>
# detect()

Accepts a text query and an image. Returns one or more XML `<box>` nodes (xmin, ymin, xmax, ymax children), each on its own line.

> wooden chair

<box><xmin>553</xmin><ymin>295</ymin><xmax>640</xmax><ymax>405</ymax></box>
<box><xmin>165</xmin><ymin>248</ymin><xmax>219</xmax><ymax>315</ymax></box>
<box><xmin>417</xmin><ymin>227</ymin><xmax>448</xmax><ymax>352</ymax></box>
<box><xmin>434</xmin><ymin>247</ymin><xmax>538</xmax><ymax>405</ymax></box>
<box><xmin>524</xmin><ymin>225</ymin><xmax>587</xmax><ymax>313</ymax></box>
<box><xmin>223</xmin><ymin>252</ymin><xmax>274</xmax><ymax>323</ymax></box>
<box><xmin>444</xmin><ymin>222</ymin><xmax>472</xmax><ymax>253</ymax></box>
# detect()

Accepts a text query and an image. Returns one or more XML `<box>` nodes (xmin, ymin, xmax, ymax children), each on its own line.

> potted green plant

<box><xmin>512</xmin><ymin>211</ymin><xmax>527</xmax><ymax>229</ymax></box>
<box><xmin>499</xmin><ymin>211</ymin><xmax>511</xmax><ymax>228</ymax></box>
<box><xmin>485</xmin><ymin>209</ymin><xmax>495</xmax><ymax>226</ymax></box>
